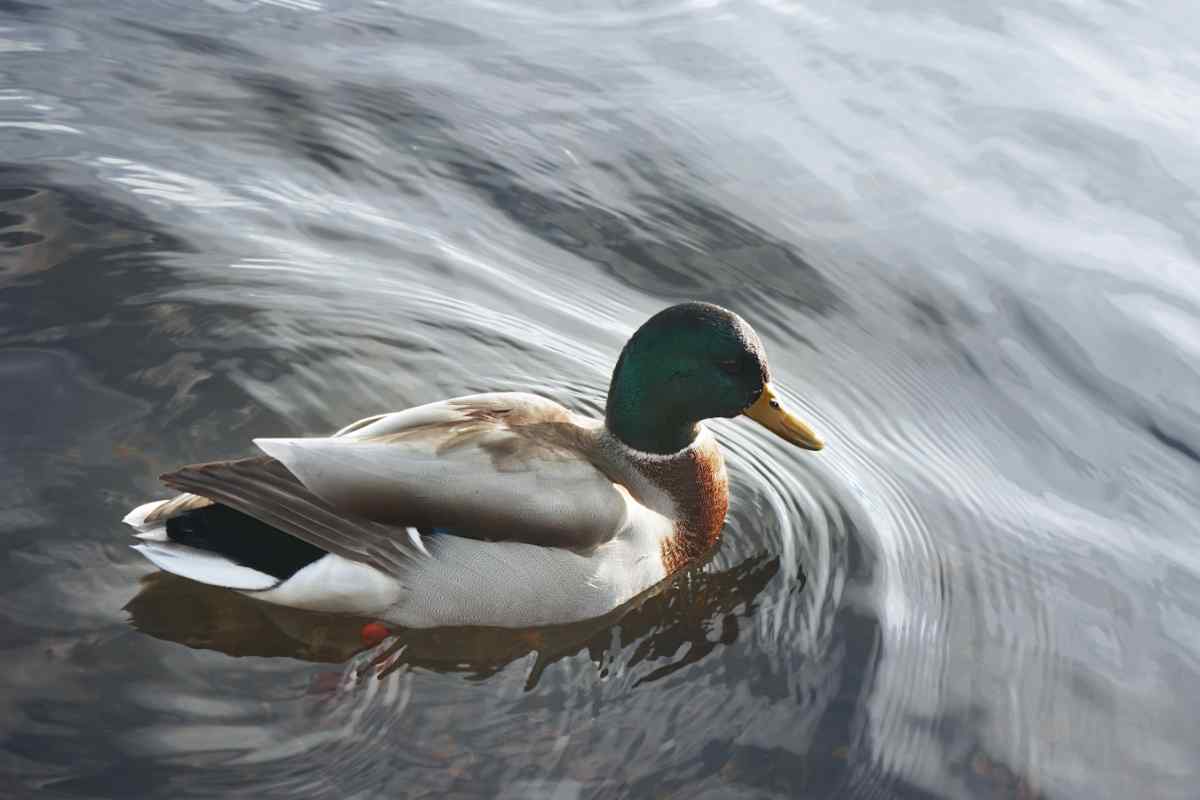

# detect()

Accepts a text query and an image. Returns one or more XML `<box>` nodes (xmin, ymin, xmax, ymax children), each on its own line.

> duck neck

<box><xmin>605</xmin><ymin>357</ymin><xmax>700</xmax><ymax>455</ymax></box>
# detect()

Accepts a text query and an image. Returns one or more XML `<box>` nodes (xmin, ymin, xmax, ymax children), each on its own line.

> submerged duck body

<box><xmin>126</xmin><ymin>302</ymin><xmax>822</xmax><ymax>629</ymax></box>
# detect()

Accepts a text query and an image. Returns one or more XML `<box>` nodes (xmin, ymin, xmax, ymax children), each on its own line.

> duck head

<box><xmin>605</xmin><ymin>302</ymin><xmax>824</xmax><ymax>454</ymax></box>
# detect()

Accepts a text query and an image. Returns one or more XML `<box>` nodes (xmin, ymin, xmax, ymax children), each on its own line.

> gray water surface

<box><xmin>2</xmin><ymin>1</ymin><xmax>1199</xmax><ymax>798</ymax></box>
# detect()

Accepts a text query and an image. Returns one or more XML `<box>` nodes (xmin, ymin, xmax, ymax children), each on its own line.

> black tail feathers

<box><xmin>166</xmin><ymin>504</ymin><xmax>326</xmax><ymax>581</ymax></box>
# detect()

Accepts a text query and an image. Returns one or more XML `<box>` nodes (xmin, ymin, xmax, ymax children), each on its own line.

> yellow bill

<box><xmin>743</xmin><ymin>383</ymin><xmax>824</xmax><ymax>451</ymax></box>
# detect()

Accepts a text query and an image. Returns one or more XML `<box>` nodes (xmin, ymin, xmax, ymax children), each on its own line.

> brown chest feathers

<box><xmin>631</xmin><ymin>438</ymin><xmax>729</xmax><ymax>574</ymax></box>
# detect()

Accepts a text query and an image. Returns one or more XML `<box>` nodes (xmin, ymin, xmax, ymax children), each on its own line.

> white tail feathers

<box><xmin>123</xmin><ymin>499</ymin><xmax>171</xmax><ymax>542</ymax></box>
<box><xmin>123</xmin><ymin>499</ymin><xmax>170</xmax><ymax>530</ymax></box>
<box><xmin>131</xmin><ymin>541</ymin><xmax>279</xmax><ymax>591</ymax></box>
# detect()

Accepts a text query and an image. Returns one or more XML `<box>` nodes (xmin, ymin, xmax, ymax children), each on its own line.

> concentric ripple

<box><xmin>4</xmin><ymin>1</ymin><xmax>1200</xmax><ymax>798</ymax></box>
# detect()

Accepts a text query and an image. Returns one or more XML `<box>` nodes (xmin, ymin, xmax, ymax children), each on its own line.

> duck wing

<box><xmin>163</xmin><ymin>393</ymin><xmax>628</xmax><ymax>559</ymax></box>
<box><xmin>159</xmin><ymin>456</ymin><xmax>422</xmax><ymax>575</ymax></box>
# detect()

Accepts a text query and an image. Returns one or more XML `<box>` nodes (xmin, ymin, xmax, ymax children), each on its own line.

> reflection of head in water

<box><xmin>126</xmin><ymin>553</ymin><xmax>782</xmax><ymax>690</ymax></box>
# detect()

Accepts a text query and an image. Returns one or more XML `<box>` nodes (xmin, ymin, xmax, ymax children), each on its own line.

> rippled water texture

<box><xmin>3</xmin><ymin>1</ymin><xmax>1200</xmax><ymax>798</ymax></box>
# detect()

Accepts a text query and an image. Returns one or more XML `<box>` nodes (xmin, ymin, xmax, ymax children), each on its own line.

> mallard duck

<box><xmin>125</xmin><ymin>302</ymin><xmax>823</xmax><ymax>629</ymax></box>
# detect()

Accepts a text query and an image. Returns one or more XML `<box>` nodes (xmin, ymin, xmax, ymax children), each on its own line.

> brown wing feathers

<box><xmin>160</xmin><ymin>456</ymin><xmax>418</xmax><ymax>576</ymax></box>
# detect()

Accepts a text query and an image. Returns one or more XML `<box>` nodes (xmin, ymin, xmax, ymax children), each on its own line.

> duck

<box><xmin>124</xmin><ymin>302</ymin><xmax>823</xmax><ymax>629</ymax></box>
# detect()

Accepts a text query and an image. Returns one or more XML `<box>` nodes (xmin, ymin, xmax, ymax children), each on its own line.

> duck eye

<box><xmin>717</xmin><ymin>360</ymin><xmax>740</xmax><ymax>375</ymax></box>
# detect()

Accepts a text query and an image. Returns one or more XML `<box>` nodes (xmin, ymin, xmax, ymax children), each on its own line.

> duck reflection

<box><xmin>125</xmin><ymin>552</ymin><xmax>781</xmax><ymax>689</ymax></box>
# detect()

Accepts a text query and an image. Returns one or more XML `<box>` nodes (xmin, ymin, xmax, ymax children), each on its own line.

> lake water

<box><xmin>3</xmin><ymin>1</ymin><xmax>1199</xmax><ymax>798</ymax></box>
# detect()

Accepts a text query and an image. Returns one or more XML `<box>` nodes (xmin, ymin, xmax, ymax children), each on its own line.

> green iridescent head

<box><xmin>605</xmin><ymin>302</ymin><xmax>823</xmax><ymax>454</ymax></box>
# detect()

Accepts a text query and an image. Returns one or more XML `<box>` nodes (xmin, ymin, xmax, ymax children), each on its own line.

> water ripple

<box><xmin>4</xmin><ymin>0</ymin><xmax>1200</xmax><ymax>797</ymax></box>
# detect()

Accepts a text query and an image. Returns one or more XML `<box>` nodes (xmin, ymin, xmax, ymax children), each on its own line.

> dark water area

<box><xmin>3</xmin><ymin>1</ymin><xmax>1200</xmax><ymax>798</ymax></box>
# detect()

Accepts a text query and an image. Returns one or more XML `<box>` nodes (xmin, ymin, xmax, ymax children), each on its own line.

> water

<box><xmin>2</xmin><ymin>1</ymin><xmax>1199</xmax><ymax>797</ymax></box>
